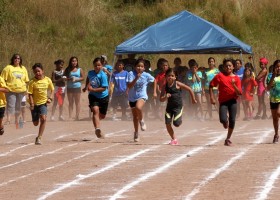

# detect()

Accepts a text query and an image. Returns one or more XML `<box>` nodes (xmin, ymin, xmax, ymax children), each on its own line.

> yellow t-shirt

<box><xmin>0</xmin><ymin>76</ymin><xmax>9</xmax><ymax>108</ymax></box>
<box><xmin>1</xmin><ymin>65</ymin><xmax>29</xmax><ymax>93</ymax></box>
<box><xmin>28</xmin><ymin>76</ymin><xmax>54</xmax><ymax>105</ymax></box>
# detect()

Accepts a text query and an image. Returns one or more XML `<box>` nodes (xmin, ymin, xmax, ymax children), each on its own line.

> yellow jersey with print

<box><xmin>28</xmin><ymin>76</ymin><xmax>54</xmax><ymax>106</ymax></box>
<box><xmin>1</xmin><ymin>65</ymin><xmax>29</xmax><ymax>93</ymax></box>
<box><xmin>0</xmin><ymin>76</ymin><xmax>9</xmax><ymax>108</ymax></box>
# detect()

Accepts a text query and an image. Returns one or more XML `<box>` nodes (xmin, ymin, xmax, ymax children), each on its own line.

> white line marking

<box><xmin>0</xmin><ymin>144</ymin><xmax>119</xmax><ymax>187</ymax></box>
<box><xmin>0</xmin><ymin>143</ymin><xmax>78</xmax><ymax>170</ymax></box>
<box><xmin>37</xmin><ymin>129</ymin><xmax>201</xmax><ymax>200</ymax></box>
<box><xmin>37</xmin><ymin>148</ymin><xmax>154</xmax><ymax>200</ymax></box>
<box><xmin>184</xmin><ymin>130</ymin><xmax>272</xmax><ymax>200</ymax></box>
<box><xmin>5</xmin><ymin>134</ymin><xmax>35</xmax><ymax>144</ymax></box>
<box><xmin>109</xmin><ymin>135</ymin><xmax>225</xmax><ymax>200</ymax></box>
<box><xmin>0</xmin><ymin>143</ymin><xmax>34</xmax><ymax>157</ymax></box>
<box><xmin>254</xmin><ymin>165</ymin><xmax>280</xmax><ymax>200</ymax></box>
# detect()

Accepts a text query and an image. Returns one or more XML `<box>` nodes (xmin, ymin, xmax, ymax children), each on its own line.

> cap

<box><xmin>260</xmin><ymin>57</ymin><xmax>268</xmax><ymax>65</ymax></box>
<box><xmin>101</xmin><ymin>55</ymin><xmax>107</xmax><ymax>61</ymax></box>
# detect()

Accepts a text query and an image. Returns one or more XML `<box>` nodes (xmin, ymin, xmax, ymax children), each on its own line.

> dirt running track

<box><xmin>0</xmin><ymin>95</ymin><xmax>279</xmax><ymax>200</ymax></box>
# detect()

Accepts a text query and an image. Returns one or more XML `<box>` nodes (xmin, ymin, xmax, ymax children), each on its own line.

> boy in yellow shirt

<box><xmin>28</xmin><ymin>63</ymin><xmax>54</xmax><ymax>145</ymax></box>
<box><xmin>0</xmin><ymin>76</ymin><xmax>10</xmax><ymax>135</ymax></box>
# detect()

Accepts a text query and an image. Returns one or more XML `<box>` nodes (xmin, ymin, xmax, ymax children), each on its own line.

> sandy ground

<box><xmin>0</xmin><ymin>92</ymin><xmax>279</xmax><ymax>200</ymax></box>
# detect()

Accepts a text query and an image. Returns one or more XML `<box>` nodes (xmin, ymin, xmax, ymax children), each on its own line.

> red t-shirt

<box><xmin>210</xmin><ymin>72</ymin><xmax>242</xmax><ymax>103</ymax></box>
<box><xmin>242</xmin><ymin>77</ymin><xmax>257</xmax><ymax>101</ymax></box>
<box><xmin>155</xmin><ymin>72</ymin><xmax>166</xmax><ymax>92</ymax></box>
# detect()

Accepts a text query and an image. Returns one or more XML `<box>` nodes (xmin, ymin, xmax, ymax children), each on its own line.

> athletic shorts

<box><xmin>88</xmin><ymin>94</ymin><xmax>109</xmax><ymax>115</ymax></box>
<box><xmin>31</xmin><ymin>104</ymin><xmax>48</xmax><ymax>122</ymax></box>
<box><xmin>129</xmin><ymin>99</ymin><xmax>146</xmax><ymax>108</ymax></box>
<box><xmin>0</xmin><ymin>107</ymin><xmax>5</xmax><ymax>118</ymax></box>
<box><xmin>111</xmin><ymin>95</ymin><xmax>128</xmax><ymax>109</ymax></box>
<box><xmin>165</xmin><ymin>106</ymin><xmax>183</xmax><ymax>126</ymax></box>
<box><xmin>270</xmin><ymin>102</ymin><xmax>280</xmax><ymax>110</ymax></box>
<box><xmin>6</xmin><ymin>92</ymin><xmax>25</xmax><ymax>114</ymax></box>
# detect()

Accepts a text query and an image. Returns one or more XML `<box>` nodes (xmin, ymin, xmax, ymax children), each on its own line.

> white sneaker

<box><xmin>139</xmin><ymin>120</ymin><xmax>146</xmax><ymax>131</ymax></box>
<box><xmin>50</xmin><ymin>116</ymin><xmax>55</xmax><ymax>121</ymax></box>
<box><xmin>59</xmin><ymin>116</ymin><xmax>65</xmax><ymax>121</ymax></box>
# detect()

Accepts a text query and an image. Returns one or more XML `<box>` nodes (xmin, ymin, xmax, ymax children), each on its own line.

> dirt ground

<box><xmin>0</xmin><ymin>92</ymin><xmax>279</xmax><ymax>200</ymax></box>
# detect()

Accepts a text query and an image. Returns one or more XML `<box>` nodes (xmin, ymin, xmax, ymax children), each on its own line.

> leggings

<box><xmin>219</xmin><ymin>99</ymin><xmax>237</xmax><ymax>129</ymax></box>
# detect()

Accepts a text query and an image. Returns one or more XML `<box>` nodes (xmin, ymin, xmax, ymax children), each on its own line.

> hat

<box><xmin>260</xmin><ymin>57</ymin><xmax>268</xmax><ymax>65</ymax></box>
<box><xmin>101</xmin><ymin>55</ymin><xmax>107</xmax><ymax>61</ymax></box>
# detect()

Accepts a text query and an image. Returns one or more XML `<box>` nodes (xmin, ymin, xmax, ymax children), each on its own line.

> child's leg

<box><xmin>131</xmin><ymin>107</ymin><xmax>139</xmax><ymax>133</ymax></box>
<box><xmin>74</xmin><ymin>93</ymin><xmax>81</xmax><ymax>120</ymax></box>
<box><xmin>51</xmin><ymin>95</ymin><xmax>58</xmax><ymax>117</ymax></box>
<box><xmin>226</xmin><ymin>100</ymin><xmax>237</xmax><ymax>141</ymax></box>
<box><xmin>205</xmin><ymin>92</ymin><xmax>212</xmax><ymax>118</ymax></box>
<box><xmin>38</xmin><ymin>114</ymin><xmax>47</xmax><ymax>138</ymax></box>
<box><xmin>219</xmin><ymin>103</ymin><xmax>228</xmax><ymax>128</ymax></box>
<box><xmin>135</xmin><ymin>99</ymin><xmax>145</xmax><ymax>122</ymax></box>
<box><xmin>196</xmin><ymin>93</ymin><xmax>203</xmax><ymax>119</ymax></box>
<box><xmin>166</xmin><ymin>123</ymin><xmax>175</xmax><ymax>139</ymax></box>
<box><xmin>67</xmin><ymin>92</ymin><xmax>74</xmax><ymax>119</ymax></box>
<box><xmin>91</xmin><ymin>106</ymin><xmax>100</xmax><ymax>129</ymax></box>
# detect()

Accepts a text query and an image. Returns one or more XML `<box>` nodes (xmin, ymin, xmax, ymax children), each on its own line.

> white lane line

<box><xmin>37</xmin><ymin>148</ymin><xmax>155</xmax><ymax>200</ymax></box>
<box><xmin>184</xmin><ymin>130</ymin><xmax>272</xmax><ymax>200</ymax></box>
<box><xmin>109</xmin><ymin>135</ymin><xmax>225</xmax><ymax>200</ymax></box>
<box><xmin>37</xmin><ymin>129</ymin><xmax>202</xmax><ymax>200</ymax></box>
<box><xmin>254</xmin><ymin>165</ymin><xmax>280</xmax><ymax>200</ymax></box>
<box><xmin>0</xmin><ymin>143</ymin><xmax>78</xmax><ymax>170</ymax></box>
<box><xmin>0</xmin><ymin>143</ymin><xmax>34</xmax><ymax>157</ymax></box>
<box><xmin>0</xmin><ymin>144</ymin><xmax>119</xmax><ymax>187</ymax></box>
<box><xmin>5</xmin><ymin>134</ymin><xmax>35</xmax><ymax>144</ymax></box>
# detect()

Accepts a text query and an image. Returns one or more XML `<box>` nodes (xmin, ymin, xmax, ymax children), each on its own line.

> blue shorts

<box><xmin>31</xmin><ymin>104</ymin><xmax>48</xmax><ymax>122</ymax></box>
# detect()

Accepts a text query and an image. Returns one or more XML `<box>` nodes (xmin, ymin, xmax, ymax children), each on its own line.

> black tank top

<box><xmin>165</xmin><ymin>81</ymin><xmax>182</xmax><ymax>107</ymax></box>
<box><xmin>53</xmin><ymin>70</ymin><xmax>65</xmax><ymax>87</ymax></box>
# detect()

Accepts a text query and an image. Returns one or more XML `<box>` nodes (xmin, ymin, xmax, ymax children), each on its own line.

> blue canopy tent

<box><xmin>115</xmin><ymin>10</ymin><xmax>253</xmax><ymax>55</ymax></box>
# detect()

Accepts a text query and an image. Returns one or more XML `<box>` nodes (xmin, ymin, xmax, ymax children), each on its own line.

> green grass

<box><xmin>0</xmin><ymin>0</ymin><xmax>279</xmax><ymax>75</ymax></box>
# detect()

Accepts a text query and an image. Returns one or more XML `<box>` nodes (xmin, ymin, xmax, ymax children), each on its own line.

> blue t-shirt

<box><xmin>111</xmin><ymin>70</ymin><xmax>128</xmax><ymax>96</ymax></box>
<box><xmin>186</xmin><ymin>71</ymin><xmax>203</xmax><ymax>93</ymax></box>
<box><xmin>127</xmin><ymin>71</ymin><xmax>154</xmax><ymax>102</ymax></box>
<box><xmin>88</xmin><ymin>70</ymin><xmax>108</xmax><ymax>98</ymax></box>
<box><xmin>235</xmin><ymin>66</ymin><xmax>245</xmax><ymax>80</ymax></box>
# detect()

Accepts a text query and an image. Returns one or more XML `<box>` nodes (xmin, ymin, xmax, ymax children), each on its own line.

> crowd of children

<box><xmin>0</xmin><ymin>53</ymin><xmax>279</xmax><ymax>146</ymax></box>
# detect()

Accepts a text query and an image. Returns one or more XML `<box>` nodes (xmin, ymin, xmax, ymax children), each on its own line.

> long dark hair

<box><xmin>10</xmin><ymin>53</ymin><xmax>22</xmax><ymax>66</ymax></box>
<box><xmin>64</xmin><ymin>56</ymin><xmax>79</xmax><ymax>77</ymax></box>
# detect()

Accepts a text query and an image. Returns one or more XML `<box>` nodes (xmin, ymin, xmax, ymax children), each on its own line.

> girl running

<box><xmin>160</xmin><ymin>68</ymin><xmax>196</xmax><ymax>145</ymax></box>
<box><xmin>241</xmin><ymin>67</ymin><xmax>257</xmax><ymax>120</ymax></box>
<box><xmin>86</xmin><ymin>57</ymin><xmax>109</xmax><ymax>139</ymax></box>
<box><xmin>28</xmin><ymin>63</ymin><xmax>54</xmax><ymax>145</ymax></box>
<box><xmin>127</xmin><ymin>58</ymin><xmax>157</xmax><ymax>142</ymax></box>
<box><xmin>266</xmin><ymin>60</ymin><xmax>280</xmax><ymax>143</ymax></box>
<box><xmin>210</xmin><ymin>58</ymin><xmax>242</xmax><ymax>146</ymax></box>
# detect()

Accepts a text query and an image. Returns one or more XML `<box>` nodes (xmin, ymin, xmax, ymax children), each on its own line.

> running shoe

<box><xmin>139</xmin><ymin>120</ymin><xmax>146</xmax><ymax>131</ymax></box>
<box><xmin>59</xmin><ymin>116</ymin><xmax>65</xmax><ymax>121</ymax></box>
<box><xmin>95</xmin><ymin>128</ymin><xmax>105</xmax><ymax>139</ymax></box>
<box><xmin>0</xmin><ymin>127</ymin><xmax>4</xmax><ymax>135</ymax></box>
<box><xmin>169</xmin><ymin>139</ymin><xmax>178</xmax><ymax>145</ymax></box>
<box><xmin>50</xmin><ymin>116</ymin><xmax>55</xmax><ymax>121</ymax></box>
<box><xmin>35</xmin><ymin>136</ymin><xmax>42</xmax><ymax>145</ymax></box>
<box><xmin>134</xmin><ymin>132</ymin><xmax>139</xmax><ymax>142</ymax></box>
<box><xmin>273</xmin><ymin>135</ymin><xmax>279</xmax><ymax>144</ymax></box>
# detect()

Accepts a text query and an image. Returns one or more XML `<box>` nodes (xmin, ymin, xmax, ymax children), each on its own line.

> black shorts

<box><xmin>111</xmin><ymin>95</ymin><xmax>128</xmax><ymax>109</ymax></box>
<box><xmin>270</xmin><ymin>102</ymin><xmax>280</xmax><ymax>110</ymax></box>
<box><xmin>129</xmin><ymin>99</ymin><xmax>146</xmax><ymax>108</ymax></box>
<box><xmin>0</xmin><ymin>107</ymin><xmax>5</xmax><ymax>118</ymax></box>
<box><xmin>88</xmin><ymin>94</ymin><xmax>109</xmax><ymax>115</ymax></box>
<box><xmin>165</xmin><ymin>106</ymin><xmax>183</xmax><ymax>127</ymax></box>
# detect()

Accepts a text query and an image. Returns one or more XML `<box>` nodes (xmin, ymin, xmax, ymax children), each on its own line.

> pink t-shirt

<box><xmin>210</xmin><ymin>73</ymin><xmax>242</xmax><ymax>103</ymax></box>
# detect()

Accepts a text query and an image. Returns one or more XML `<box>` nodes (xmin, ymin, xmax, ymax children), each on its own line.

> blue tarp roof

<box><xmin>115</xmin><ymin>10</ymin><xmax>252</xmax><ymax>55</ymax></box>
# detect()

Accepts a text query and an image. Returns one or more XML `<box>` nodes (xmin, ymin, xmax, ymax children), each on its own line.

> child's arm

<box><xmin>47</xmin><ymin>89</ymin><xmax>54</xmax><ymax>104</ymax></box>
<box><xmin>159</xmin><ymin>86</ymin><xmax>167</xmax><ymax>102</ymax></box>
<box><xmin>28</xmin><ymin>93</ymin><xmax>34</xmax><ymax>110</ymax></box>
<box><xmin>153</xmin><ymin>79</ymin><xmax>158</xmax><ymax>98</ymax></box>
<box><xmin>256</xmin><ymin>68</ymin><xmax>267</xmax><ymax>81</ymax></box>
<box><xmin>231</xmin><ymin>77</ymin><xmax>242</xmax><ymax>95</ymax></box>
<box><xmin>0</xmin><ymin>87</ymin><xmax>9</xmax><ymax>93</ymax></box>
<box><xmin>267</xmin><ymin>70</ymin><xmax>277</xmax><ymax>91</ymax></box>
<box><xmin>127</xmin><ymin>72</ymin><xmax>140</xmax><ymax>89</ymax></box>
<box><xmin>209</xmin><ymin>85</ymin><xmax>216</xmax><ymax>105</ymax></box>
<box><xmin>177</xmin><ymin>81</ymin><xmax>197</xmax><ymax>104</ymax></box>
<box><xmin>82</xmin><ymin>77</ymin><xmax>89</xmax><ymax>92</ymax></box>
